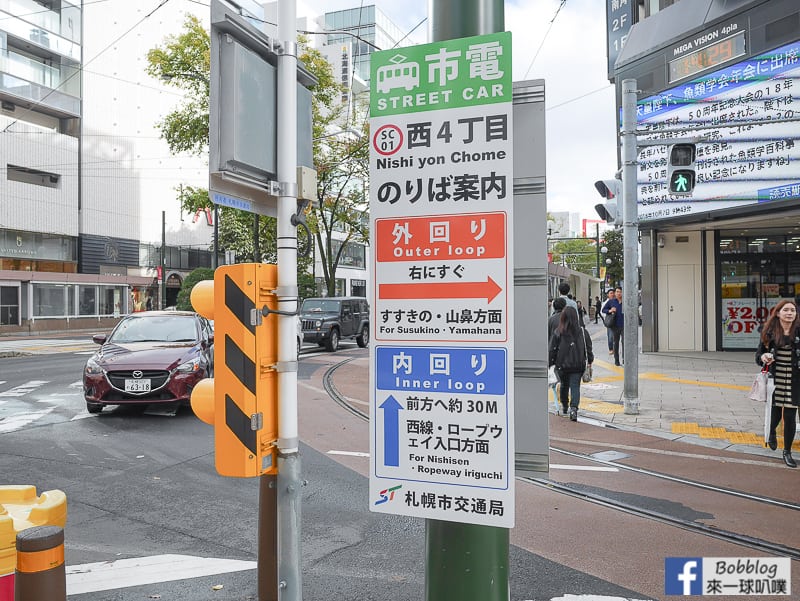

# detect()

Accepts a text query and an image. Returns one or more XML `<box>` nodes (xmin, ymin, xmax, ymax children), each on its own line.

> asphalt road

<box><xmin>0</xmin><ymin>350</ymin><xmax>648</xmax><ymax>600</ymax></box>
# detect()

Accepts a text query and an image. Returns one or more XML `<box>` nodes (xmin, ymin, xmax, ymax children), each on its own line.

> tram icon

<box><xmin>376</xmin><ymin>55</ymin><xmax>420</xmax><ymax>93</ymax></box>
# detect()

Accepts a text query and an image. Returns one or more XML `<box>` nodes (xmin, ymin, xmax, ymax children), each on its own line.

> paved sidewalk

<box><xmin>0</xmin><ymin>337</ymin><xmax>97</xmax><ymax>357</ymax></box>
<box><xmin>576</xmin><ymin>320</ymin><xmax>777</xmax><ymax>455</ymax></box>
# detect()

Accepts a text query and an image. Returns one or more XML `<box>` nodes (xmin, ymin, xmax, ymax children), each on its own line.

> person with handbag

<box><xmin>548</xmin><ymin>306</ymin><xmax>593</xmax><ymax>422</ymax></box>
<box><xmin>602</xmin><ymin>287</ymin><xmax>624</xmax><ymax>366</ymax></box>
<box><xmin>547</xmin><ymin>297</ymin><xmax>567</xmax><ymax>413</ymax></box>
<box><xmin>601</xmin><ymin>289</ymin><xmax>615</xmax><ymax>355</ymax></box>
<box><xmin>756</xmin><ymin>299</ymin><xmax>800</xmax><ymax>468</ymax></box>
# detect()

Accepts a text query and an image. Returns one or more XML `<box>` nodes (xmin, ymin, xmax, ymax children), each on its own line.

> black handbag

<box><xmin>603</xmin><ymin>311</ymin><xmax>616</xmax><ymax>328</ymax></box>
<box><xmin>581</xmin><ymin>327</ymin><xmax>592</xmax><ymax>382</ymax></box>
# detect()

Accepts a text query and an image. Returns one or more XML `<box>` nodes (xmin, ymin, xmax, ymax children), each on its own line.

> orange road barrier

<box><xmin>0</xmin><ymin>513</ymin><xmax>13</xmax><ymax>601</ymax></box>
<box><xmin>0</xmin><ymin>486</ymin><xmax>66</xmax><ymax>601</ymax></box>
<box><xmin>14</xmin><ymin>526</ymin><xmax>65</xmax><ymax>601</ymax></box>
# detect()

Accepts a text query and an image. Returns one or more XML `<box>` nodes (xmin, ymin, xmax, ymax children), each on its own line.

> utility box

<box><xmin>209</xmin><ymin>0</ymin><xmax>316</xmax><ymax>216</ymax></box>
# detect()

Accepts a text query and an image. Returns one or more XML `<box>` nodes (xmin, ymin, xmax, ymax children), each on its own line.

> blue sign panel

<box><xmin>375</xmin><ymin>346</ymin><xmax>506</xmax><ymax>396</ymax></box>
<box><xmin>211</xmin><ymin>191</ymin><xmax>254</xmax><ymax>212</ymax></box>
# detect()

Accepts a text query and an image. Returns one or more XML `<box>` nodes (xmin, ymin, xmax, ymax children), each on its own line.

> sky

<box><xmin>298</xmin><ymin>0</ymin><xmax>620</xmax><ymax>226</ymax></box>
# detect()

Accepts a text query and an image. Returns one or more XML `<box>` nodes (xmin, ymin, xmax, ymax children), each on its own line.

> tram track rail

<box><xmin>322</xmin><ymin>355</ymin><xmax>800</xmax><ymax>561</ymax></box>
<box><xmin>519</xmin><ymin>475</ymin><xmax>800</xmax><ymax>561</ymax></box>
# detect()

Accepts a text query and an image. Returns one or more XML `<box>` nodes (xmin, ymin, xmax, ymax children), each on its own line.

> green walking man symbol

<box><xmin>673</xmin><ymin>173</ymin><xmax>689</xmax><ymax>192</ymax></box>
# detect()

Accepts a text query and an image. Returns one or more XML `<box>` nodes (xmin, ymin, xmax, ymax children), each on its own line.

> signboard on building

<box><xmin>368</xmin><ymin>32</ymin><xmax>515</xmax><ymax>528</ymax></box>
<box><xmin>606</xmin><ymin>0</ymin><xmax>634</xmax><ymax>79</ymax></box>
<box><xmin>635</xmin><ymin>37</ymin><xmax>800</xmax><ymax>222</ymax></box>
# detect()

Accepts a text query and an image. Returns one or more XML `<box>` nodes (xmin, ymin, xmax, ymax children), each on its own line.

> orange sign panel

<box><xmin>376</xmin><ymin>213</ymin><xmax>506</xmax><ymax>263</ymax></box>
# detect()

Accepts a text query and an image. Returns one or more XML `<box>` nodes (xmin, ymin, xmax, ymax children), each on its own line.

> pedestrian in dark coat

<box><xmin>548</xmin><ymin>307</ymin><xmax>593</xmax><ymax>422</ymax></box>
<box><xmin>602</xmin><ymin>287</ymin><xmax>624</xmax><ymax>366</ymax></box>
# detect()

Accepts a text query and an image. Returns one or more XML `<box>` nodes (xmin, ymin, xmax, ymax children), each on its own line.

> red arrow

<box><xmin>379</xmin><ymin>277</ymin><xmax>502</xmax><ymax>303</ymax></box>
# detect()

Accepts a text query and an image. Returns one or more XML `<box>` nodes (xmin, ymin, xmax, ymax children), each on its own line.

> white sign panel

<box><xmin>369</xmin><ymin>32</ymin><xmax>515</xmax><ymax>528</ymax></box>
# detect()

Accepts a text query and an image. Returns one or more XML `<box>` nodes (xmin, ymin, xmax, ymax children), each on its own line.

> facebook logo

<box><xmin>665</xmin><ymin>557</ymin><xmax>703</xmax><ymax>595</ymax></box>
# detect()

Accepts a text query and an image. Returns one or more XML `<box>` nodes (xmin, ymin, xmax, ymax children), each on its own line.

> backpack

<box><xmin>555</xmin><ymin>331</ymin><xmax>585</xmax><ymax>373</ymax></box>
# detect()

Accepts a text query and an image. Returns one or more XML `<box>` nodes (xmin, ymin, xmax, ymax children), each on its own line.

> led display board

<box><xmin>636</xmin><ymin>38</ymin><xmax>800</xmax><ymax>222</ymax></box>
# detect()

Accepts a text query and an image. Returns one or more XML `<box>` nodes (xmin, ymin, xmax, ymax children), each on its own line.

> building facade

<box><xmin>0</xmin><ymin>0</ymin><xmax>267</xmax><ymax>335</ymax></box>
<box><xmin>608</xmin><ymin>0</ymin><xmax>800</xmax><ymax>351</ymax></box>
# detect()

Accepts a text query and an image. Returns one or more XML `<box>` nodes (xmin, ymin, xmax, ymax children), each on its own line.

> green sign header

<box><xmin>370</xmin><ymin>32</ymin><xmax>512</xmax><ymax>118</ymax></box>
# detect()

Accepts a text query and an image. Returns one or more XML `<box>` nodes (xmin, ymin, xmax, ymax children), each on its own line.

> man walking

<box><xmin>558</xmin><ymin>282</ymin><xmax>578</xmax><ymax>311</ymax></box>
<box><xmin>601</xmin><ymin>289</ymin><xmax>615</xmax><ymax>355</ymax></box>
<box><xmin>602</xmin><ymin>287</ymin><xmax>624</xmax><ymax>366</ymax></box>
<box><xmin>593</xmin><ymin>295</ymin><xmax>602</xmax><ymax>324</ymax></box>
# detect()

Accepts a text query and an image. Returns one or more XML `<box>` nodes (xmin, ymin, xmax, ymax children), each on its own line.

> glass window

<box><xmin>0</xmin><ymin>286</ymin><xmax>19</xmax><ymax>325</ymax></box>
<box><xmin>718</xmin><ymin>230</ymin><xmax>800</xmax><ymax>349</ymax></box>
<box><xmin>332</xmin><ymin>240</ymin><xmax>366</xmax><ymax>269</ymax></box>
<box><xmin>110</xmin><ymin>315</ymin><xmax>199</xmax><ymax>343</ymax></box>
<box><xmin>351</xmin><ymin>279</ymin><xmax>366</xmax><ymax>297</ymax></box>
<box><xmin>302</xmin><ymin>299</ymin><xmax>341</xmax><ymax>312</ymax></box>
<box><xmin>33</xmin><ymin>283</ymin><xmax>66</xmax><ymax>317</ymax></box>
<box><xmin>99</xmin><ymin>285</ymin><xmax>126</xmax><ymax>316</ymax></box>
<box><xmin>79</xmin><ymin>285</ymin><xmax>97</xmax><ymax>315</ymax></box>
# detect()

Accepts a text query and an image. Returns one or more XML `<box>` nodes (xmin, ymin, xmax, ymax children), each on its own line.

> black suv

<box><xmin>300</xmin><ymin>297</ymin><xmax>369</xmax><ymax>352</ymax></box>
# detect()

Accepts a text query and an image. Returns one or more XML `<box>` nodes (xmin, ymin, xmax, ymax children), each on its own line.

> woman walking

<box><xmin>548</xmin><ymin>307</ymin><xmax>593</xmax><ymax>421</ymax></box>
<box><xmin>756</xmin><ymin>299</ymin><xmax>799</xmax><ymax>468</ymax></box>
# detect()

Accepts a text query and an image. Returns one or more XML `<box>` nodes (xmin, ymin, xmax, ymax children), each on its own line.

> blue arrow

<box><xmin>379</xmin><ymin>395</ymin><xmax>402</xmax><ymax>467</ymax></box>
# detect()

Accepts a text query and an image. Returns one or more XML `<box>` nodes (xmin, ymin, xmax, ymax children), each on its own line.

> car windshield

<box><xmin>109</xmin><ymin>315</ymin><xmax>198</xmax><ymax>343</ymax></box>
<box><xmin>302</xmin><ymin>300</ymin><xmax>341</xmax><ymax>313</ymax></box>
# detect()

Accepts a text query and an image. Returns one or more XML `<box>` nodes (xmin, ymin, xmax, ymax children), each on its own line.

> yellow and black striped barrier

<box><xmin>191</xmin><ymin>263</ymin><xmax>280</xmax><ymax>478</ymax></box>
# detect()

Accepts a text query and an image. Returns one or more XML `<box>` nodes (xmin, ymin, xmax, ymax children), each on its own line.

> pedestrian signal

<box><xmin>668</xmin><ymin>143</ymin><xmax>696</xmax><ymax>195</ymax></box>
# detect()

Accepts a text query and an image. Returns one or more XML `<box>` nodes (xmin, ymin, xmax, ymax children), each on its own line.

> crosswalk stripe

<box><xmin>0</xmin><ymin>408</ymin><xmax>54</xmax><ymax>433</ymax></box>
<box><xmin>65</xmin><ymin>554</ymin><xmax>256</xmax><ymax>595</ymax></box>
<box><xmin>0</xmin><ymin>380</ymin><xmax>49</xmax><ymax>397</ymax></box>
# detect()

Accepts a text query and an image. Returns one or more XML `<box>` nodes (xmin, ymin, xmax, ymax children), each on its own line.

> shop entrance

<box><xmin>718</xmin><ymin>232</ymin><xmax>800</xmax><ymax>350</ymax></box>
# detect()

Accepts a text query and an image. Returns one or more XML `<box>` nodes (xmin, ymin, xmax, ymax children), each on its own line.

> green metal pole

<box><xmin>426</xmin><ymin>1</ymin><xmax>508</xmax><ymax>600</ymax></box>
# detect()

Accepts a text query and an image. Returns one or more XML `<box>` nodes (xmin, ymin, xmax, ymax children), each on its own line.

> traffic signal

<box><xmin>190</xmin><ymin>263</ymin><xmax>279</xmax><ymax>478</ymax></box>
<box><xmin>594</xmin><ymin>178</ymin><xmax>621</xmax><ymax>225</ymax></box>
<box><xmin>668</xmin><ymin>143</ymin><xmax>696</xmax><ymax>195</ymax></box>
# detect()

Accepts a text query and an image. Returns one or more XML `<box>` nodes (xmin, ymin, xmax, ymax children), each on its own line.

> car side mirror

<box><xmin>92</xmin><ymin>334</ymin><xmax>107</xmax><ymax>345</ymax></box>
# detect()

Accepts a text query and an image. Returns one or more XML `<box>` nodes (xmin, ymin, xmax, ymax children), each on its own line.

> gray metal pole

<box><xmin>429</xmin><ymin>0</ymin><xmax>503</xmax><ymax>41</ymax></box>
<box><xmin>161</xmin><ymin>211</ymin><xmax>166</xmax><ymax>309</ymax></box>
<box><xmin>213</xmin><ymin>205</ymin><xmax>219</xmax><ymax>269</ymax></box>
<box><xmin>254</xmin><ymin>213</ymin><xmax>260</xmax><ymax>263</ymax></box>
<box><xmin>621</xmin><ymin>78</ymin><xmax>640</xmax><ymax>413</ymax></box>
<box><xmin>276</xmin><ymin>1</ymin><xmax>301</xmax><ymax>600</ymax></box>
<box><xmin>595</xmin><ymin>222</ymin><xmax>600</xmax><ymax>283</ymax></box>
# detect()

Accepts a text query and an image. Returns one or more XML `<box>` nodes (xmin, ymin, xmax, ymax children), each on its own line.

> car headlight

<box><xmin>176</xmin><ymin>356</ymin><xmax>203</xmax><ymax>373</ymax></box>
<box><xmin>314</xmin><ymin>320</ymin><xmax>322</xmax><ymax>328</ymax></box>
<box><xmin>85</xmin><ymin>357</ymin><xmax>103</xmax><ymax>375</ymax></box>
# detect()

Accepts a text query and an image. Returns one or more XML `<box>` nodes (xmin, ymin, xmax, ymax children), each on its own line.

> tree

<box><xmin>175</xmin><ymin>267</ymin><xmax>214</xmax><ymax>310</ymax></box>
<box><xmin>312</xmin><ymin>129</ymin><xmax>370</xmax><ymax>297</ymax></box>
<box><xmin>602</xmin><ymin>228</ymin><xmax>624</xmax><ymax>287</ymax></box>
<box><xmin>146</xmin><ymin>20</ymin><xmax>368</xmax><ymax>298</ymax></box>
<box><xmin>145</xmin><ymin>14</ymin><xmax>210</xmax><ymax>157</ymax></box>
<box><xmin>550</xmin><ymin>238</ymin><xmax>598</xmax><ymax>275</ymax></box>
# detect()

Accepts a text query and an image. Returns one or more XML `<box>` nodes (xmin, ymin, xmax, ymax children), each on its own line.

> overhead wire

<box><xmin>523</xmin><ymin>0</ymin><xmax>567</xmax><ymax>80</ymax></box>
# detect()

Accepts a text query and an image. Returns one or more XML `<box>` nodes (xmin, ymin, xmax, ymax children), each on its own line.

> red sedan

<box><xmin>83</xmin><ymin>311</ymin><xmax>213</xmax><ymax>413</ymax></box>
